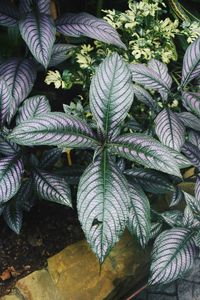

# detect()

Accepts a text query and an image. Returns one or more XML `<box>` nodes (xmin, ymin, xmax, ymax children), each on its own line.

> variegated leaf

<box><xmin>149</xmin><ymin>228</ymin><xmax>197</xmax><ymax>285</ymax></box>
<box><xmin>116</xmin><ymin>158</ymin><xmax>126</xmax><ymax>172</ymax></box>
<box><xmin>124</xmin><ymin>168</ymin><xmax>175</xmax><ymax>194</ymax></box>
<box><xmin>56</xmin><ymin>12</ymin><xmax>126</xmax><ymax>49</ymax></box>
<box><xmin>33</xmin><ymin>169</ymin><xmax>72</xmax><ymax>207</ymax></box>
<box><xmin>169</xmin><ymin>187</ymin><xmax>184</xmax><ymax>207</ymax></box>
<box><xmin>0</xmin><ymin>131</ymin><xmax>20</xmax><ymax>156</ymax></box>
<box><xmin>181</xmin><ymin>36</ymin><xmax>200</xmax><ymax>87</ymax></box>
<box><xmin>168</xmin><ymin>148</ymin><xmax>191</xmax><ymax>169</ymax></box>
<box><xmin>3</xmin><ymin>200</ymin><xmax>23</xmax><ymax>234</ymax></box>
<box><xmin>155</xmin><ymin>108</ymin><xmax>185</xmax><ymax>151</ymax></box>
<box><xmin>19</xmin><ymin>0</ymin><xmax>51</xmax><ymax>15</ymax></box>
<box><xmin>40</xmin><ymin>148</ymin><xmax>62</xmax><ymax>170</ymax></box>
<box><xmin>150</xmin><ymin>222</ymin><xmax>163</xmax><ymax>239</ymax></box>
<box><xmin>181</xmin><ymin>142</ymin><xmax>200</xmax><ymax>170</ymax></box>
<box><xmin>176</xmin><ymin>112</ymin><xmax>200</xmax><ymax>132</ymax></box>
<box><xmin>183</xmin><ymin>205</ymin><xmax>195</xmax><ymax>227</ymax></box>
<box><xmin>0</xmin><ymin>0</ymin><xmax>19</xmax><ymax>27</ymax></box>
<box><xmin>0</xmin><ymin>58</ymin><xmax>37</xmax><ymax>120</ymax></box>
<box><xmin>0</xmin><ymin>78</ymin><xmax>11</xmax><ymax>126</ymax></box>
<box><xmin>195</xmin><ymin>176</ymin><xmax>200</xmax><ymax>202</ymax></box>
<box><xmin>182</xmin><ymin>92</ymin><xmax>200</xmax><ymax>118</ymax></box>
<box><xmin>184</xmin><ymin>191</ymin><xmax>200</xmax><ymax>215</ymax></box>
<box><xmin>108</xmin><ymin>134</ymin><xmax>181</xmax><ymax>177</ymax></box>
<box><xmin>160</xmin><ymin>210</ymin><xmax>184</xmax><ymax>227</ymax></box>
<box><xmin>15</xmin><ymin>179</ymin><xmax>36</xmax><ymax>211</ymax></box>
<box><xmin>188</xmin><ymin>130</ymin><xmax>200</xmax><ymax>149</ymax></box>
<box><xmin>19</xmin><ymin>12</ymin><xmax>56</xmax><ymax>68</ymax></box>
<box><xmin>148</xmin><ymin>59</ymin><xmax>172</xmax><ymax>89</ymax></box>
<box><xmin>129</xmin><ymin>63</ymin><xmax>170</xmax><ymax>100</ymax></box>
<box><xmin>49</xmin><ymin>44</ymin><xmax>76</xmax><ymax>67</ymax></box>
<box><xmin>77</xmin><ymin>152</ymin><xmax>130</xmax><ymax>263</ymax></box>
<box><xmin>90</xmin><ymin>53</ymin><xmax>133</xmax><ymax>140</ymax></box>
<box><xmin>128</xmin><ymin>183</ymin><xmax>151</xmax><ymax>248</ymax></box>
<box><xmin>132</xmin><ymin>84</ymin><xmax>159</xmax><ymax>111</ymax></box>
<box><xmin>16</xmin><ymin>95</ymin><xmax>51</xmax><ymax>124</ymax></box>
<box><xmin>9</xmin><ymin>112</ymin><xmax>98</xmax><ymax>149</ymax></box>
<box><xmin>0</xmin><ymin>155</ymin><xmax>24</xmax><ymax>203</ymax></box>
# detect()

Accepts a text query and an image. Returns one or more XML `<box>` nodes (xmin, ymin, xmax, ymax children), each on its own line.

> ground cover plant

<box><xmin>1</xmin><ymin>0</ymin><xmax>200</xmax><ymax>291</ymax></box>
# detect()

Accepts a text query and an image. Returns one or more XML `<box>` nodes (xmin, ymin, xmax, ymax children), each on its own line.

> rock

<box><xmin>48</xmin><ymin>231</ymin><xmax>150</xmax><ymax>300</ymax></box>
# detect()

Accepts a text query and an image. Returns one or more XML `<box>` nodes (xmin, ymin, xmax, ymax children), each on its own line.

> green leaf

<box><xmin>77</xmin><ymin>151</ymin><xmax>130</xmax><ymax>263</ymax></box>
<box><xmin>160</xmin><ymin>210</ymin><xmax>184</xmax><ymax>227</ymax></box>
<box><xmin>33</xmin><ymin>169</ymin><xmax>72</xmax><ymax>207</ymax></box>
<box><xmin>128</xmin><ymin>183</ymin><xmax>150</xmax><ymax>247</ymax></box>
<box><xmin>108</xmin><ymin>134</ymin><xmax>181</xmax><ymax>177</ymax></box>
<box><xmin>183</xmin><ymin>191</ymin><xmax>200</xmax><ymax>215</ymax></box>
<box><xmin>3</xmin><ymin>199</ymin><xmax>23</xmax><ymax>234</ymax></box>
<box><xmin>149</xmin><ymin>228</ymin><xmax>197</xmax><ymax>285</ymax></box>
<box><xmin>9</xmin><ymin>112</ymin><xmax>98</xmax><ymax>149</ymax></box>
<box><xmin>89</xmin><ymin>53</ymin><xmax>133</xmax><ymax>140</ymax></box>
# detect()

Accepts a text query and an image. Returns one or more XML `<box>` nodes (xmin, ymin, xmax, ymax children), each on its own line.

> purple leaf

<box><xmin>181</xmin><ymin>37</ymin><xmax>200</xmax><ymax>87</ymax></box>
<box><xmin>0</xmin><ymin>155</ymin><xmax>24</xmax><ymax>203</ymax></box>
<box><xmin>49</xmin><ymin>44</ymin><xmax>76</xmax><ymax>67</ymax></box>
<box><xmin>19</xmin><ymin>12</ymin><xmax>56</xmax><ymax>68</ymax></box>
<box><xmin>56</xmin><ymin>12</ymin><xmax>126</xmax><ymax>49</ymax></box>
<box><xmin>195</xmin><ymin>176</ymin><xmax>200</xmax><ymax>202</ymax></box>
<box><xmin>176</xmin><ymin>112</ymin><xmax>200</xmax><ymax>132</ymax></box>
<box><xmin>0</xmin><ymin>77</ymin><xmax>11</xmax><ymax>126</ymax></box>
<box><xmin>0</xmin><ymin>0</ymin><xmax>19</xmax><ymax>27</ymax></box>
<box><xmin>182</xmin><ymin>92</ymin><xmax>200</xmax><ymax>118</ymax></box>
<box><xmin>148</xmin><ymin>59</ymin><xmax>172</xmax><ymax>89</ymax></box>
<box><xmin>0</xmin><ymin>131</ymin><xmax>20</xmax><ymax>156</ymax></box>
<box><xmin>3</xmin><ymin>200</ymin><xmax>23</xmax><ymax>234</ymax></box>
<box><xmin>40</xmin><ymin>148</ymin><xmax>62</xmax><ymax>170</ymax></box>
<box><xmin>155</xmin><ymin>108</ymin><xmax>185</xmax><ymax>151</ymax></box>
<box><xmin>132</xmin><ymin>84</ymin><xmax>159</xmax><ymax>111</ymax></box>
<box><xmin>181</xmin><ymin>142</ymin><xmax>200</xmax><ymax>170</ymax></box>
<box><xmin>16</xmin><ymin>95</ymin><xmax>51</xmax><ymax>124</ymax></box>
<box><xmin>19</xmin><ymin>0</ymin><xmax>51</xmax><ymax>15</ymax></box>
<box><xmin>188</xmin><ymin>130</ymin><xmax>200</xmax><ymax>149</ymax></box>
<box><xmin>0</xmin><ymin>58</ymin><xmax>37</xmax><ymax>120</ymax></box>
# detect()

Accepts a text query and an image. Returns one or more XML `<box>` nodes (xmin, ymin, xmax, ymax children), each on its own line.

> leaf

<box><xmin>124</xmin><ymin>168</ymin><xmax>175</xmax><ymax>194</ymax></box>
<box><xmin>0</xmin><ymin>155</ymin><xmax>24</xmax><ymax>203</ymax></box>
<box><xmin>116</xmin><ymin>158</ymin><xmax>126</xmax><ymax>172</ymax></box>
<box><xmin>16</xmin><ymin>95</ymin><xmax>51</xmax><ymax>124</ymax></box>
<box><xmin>9</xmin><ymin>112</ymin><xmax>98</xmax><ymax>149</ymax></box>
<box><xmin>168</xmin><ymin>148</ymin><xmax>192</xmax><ymax>169</ymax></box>
<box><xmin>19</xmin><ymin>12</ymin><xmax>56</xmax><ymax>68</ymax></box>
<box><xmin>56</xmin><ymin>12</ymin><xmax>126</xmax><ymax>49</ymax></box>
<box><xmin>89</xmin><ymin>53</ymin><xmax>133</xmax><ymax>140</ymax></box>
<box><xmin>150</xmin><ymin>222</ymin><xmax>163</xmax><ymax>239</ymax></box>
<box><xmin>0</xmin><ymin>0</ymin><xmax>19</xmax><ymax>27</ymax></box>
<box><xmin>129</xmin><ymin>63</ymin><xmax>170</xmax><ymax>100</ymax></box>
<box><xmin>188</xmin><ymin>130</ymin><xmax>200</xmax><ymax>149</ymax></box>
<box><xmin>108</xmin><ymin>134</ymin><xmax>181</xmax><ymax>177</ymax></box>
<box><xmin>184</xmin><ymin>191</ymin><xmax>200</xmax><ymax>215</ymax></box>
<box><xmin>128</xmin><ymin>183</ymin><xmax>150</xmax><ymax>247</ymax></box>
<box><xmin>183</xmin><ymin>205</ymin><xmax>195</xmax><ymax>227</ymax></box>
<box><xmin>0</xmin><ymin>132</ymin><xmax>20</xmax><ymax>156</ymax></box>
<box><xmin>33</xmin><ymin>169</ymin><xmax>72</xmax><ymax>207</ymax></box>
<box><xmin>132</xmin><ymin>84</ymin><xmax>159</xmax><ymax>111</ymax></box>
<box><xmin>3</xmin><ymin>200</ymin><xmax>23</xmax><ymax>234</ymax></box>
<box><xmin>160</xmin><ymin>210</ymin><xmax>184</xmax><ymax>227</ymax></box>
<box><xmin>40</xmin><ymin>148</ymin><xmax>62</xmax><ymax>170</ymax></box>
<box><xmin>149</xmin><ymin>228</ymin><xmax>197</xmax><ymax>285</ymax></box>
<box><xmin>169</xmin><ymin>187</ymin><xmax>184</xmax><ymax>207</ymax></box>
<box><xmin>182</xmin><ymin>92</ymin><xmax>200</xmax><ymax>118</ymax></box>
<box><xmin>77</xmin><ymin>152</ymin><xmax>130</xmax><ymax>263</ymax></box>
<box><xmin>19</xmin><ymin>0</ymin><xmax>51</xmax><ymax>15</ymax></box>
<box><xmin>15</xmin><ymin>179</ymin><xmax>36</xmax><ymax>211</ymax></box>
<box><xmin>0</xmin><ymin>78</ymin><xmax>11</xmax><ymax>126</ymax></box>
<box><xmin>49</xmin><ymin>44</ymin><xmax>76</xmax><ymax>67</ymax></box>
<box><xmin>176</xmin><ymin>112</ymin><xmax>200</xmax><ymax>132</ymax></box>
<box><xmin>0</xmin><ymin>58</ymin><xmax>37</xmax><ymax>120</ymax></box>
<box><xmin>148</xmin><ymin>59</ymin><xmax>172</xmax><ymax>89</ymax></box>
<box><xmin>195</xmin><ymin>176</ymin><xmax>200</xmax><ymax>202</ymax></box>
<box><xmin>181</xmin><ymin>142</ymin><xmax>200</xmax><ymax>170</ymax></box>
<box><xmin>155</xmin><ymin>108</ymin><xmax>185</xmax><ymax>152</ymax></box>
<box><xmin>181</xmin><ymin>36</ymin><xmax>200</xmax><ymax>87</ymax></box>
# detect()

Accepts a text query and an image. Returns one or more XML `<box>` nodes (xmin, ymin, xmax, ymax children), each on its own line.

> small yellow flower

<box><xmin>45</xmin><ymin>70</ymin><xmax>63</xmax><ymax>89</ymax></box>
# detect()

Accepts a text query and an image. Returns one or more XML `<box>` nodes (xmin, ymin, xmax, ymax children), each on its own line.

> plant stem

<box><xmin>126</xmin><ymin>283</ymin><xmax>148</xmax><ymax>300</ymax></box>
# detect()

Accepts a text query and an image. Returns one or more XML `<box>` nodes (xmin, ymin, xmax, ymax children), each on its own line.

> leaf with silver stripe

<box><xmin>148</xmin><ymin>59</ymin><xmax>172</xmax><ymax>89</ymax></box>
<box><xmin>181</xmin><ymin>142</ymin><xmax>200</xmax><ymax>170</ymax></box>
<box><xmin>19</xmin><ymin>0</ymin><xmax>51</xmax><ymax>15</ymax></box>
<box><xmin>3</xmin><ymin>200</ymin><xmax>23</xmax><ymax>234</ymax></box>
<box><xmin>150</xmin><ymin>222</ymin><xmax>163</xmax><ymax>239</ymax></box>
<box><xmin>176</xmin><ymin>112</ymin><xmax>200</xmax><ymax>132</ymax></box>
<box><xmin>0</xmin><ymin>131</ymin><xmax>20</xmax><ymax>156</ymax></box>
<box><xmin>33</xmin><ymin>169</ymin><xmax>72</xmax><ymax>207</ymax></box>
<box><xmin>184</xmin><ymin>191</ymin><xmax>200</xmax><ymax>215</ymax></box>
<box><xmin>182</xmin><ymin>92</ymin><xmax>200</xmax><ymax>118</ymax></box>
<box><xmin>124</xmin><ymin>168</ymin><xmax>175</xmax><ymax>194</ymax></box>
<box><xmin>195</xmin><ymin>176</ymin><xmax>200</xmax><ymax>202</ymax></box>
<box><xmin>49</xmin><ymin>44</ymin><xmax>76</xmax><ymax>67</ymax></box>
<box><xmin>169</xmin><ymin>187</ymin><xmax>184</xmax><ymax>207</ymax></box>
<box><xmin>168</xmin><ymin>148</ymin><xmax>191</xmax><ymax>169</ymax></box>
<box><xmin>9</xmin><ymin>112</ymin><xmax>98</xmax><ymax>149</ymax></box>
<box><xmin>188</xmin><ymin>130</ymin><xmax>200</xmax><ymax>149</ymax></box>
<box><xmin>0</xmin><ymin>58</ymin><xmax>37</xmax><ymax>120</ymax></box>
<box><xmin>16</xmin><ymin>95</ymin><xmax>51</xmax><ymax>124</ymax></box>
<box><xmin>0</xmin><ymin>0</ymin><xmax>19</xmax><ymax>27</ymax></box>
<box><xmin>160</xmin><ymin>210</ymin><xmax>184</xmax><ymax>227</ymax></box>
<box><xmin>15</xmin><ymin>179</ymin><xmax>36</xmax><ymax>211</ymax></box>
<box><xmin>128</xmin><ymin>183</ymin><xmax>150</xmax><ymax>248</ymax></box>
<box><xmin>0</xmin><ymin>78</ymin><xmax>11</xmax><ymax>126</ymax></box>
<box><xmin>155</xmin><ymin>108</ymin><xmax>185</xmax><ymax>151</ymax></box>
<box><xmin>40</xmin><ymin>148</ymin><xmax>62</xmax><ymax>170</ymax></box>
<box><xmin>0</xmin><ymin>155</ymin><xmax>24</xmax><ymax>203</ymax></box>
<box><xmin>108</xmin><ymin>134</ymin><xmax>181</xmax><ymax>177</ymax></box>
<box><xmin>90</xmin><ymin>53</ymin><xmax>133</xmax><ymax>140</ymax></box>
<box><xmin>181</xmin><ymin>36</ymin><xmax>200</xmax><ymax>87</ymax></box>
<box><xmin>19</xmin><ymin>12</ymin><xmax>56</xmax><ymax>68</ymax></box>
<box><xmin>149</xmin><ymin>228</ymin><xmax>197</xmax><ymax>285</ymax></box>
<box><xmin>77</xmin><ymin>152</ymin><xmax>130</xmax><ymax>263</ymax></box>
<box><xmin>132</xmin><ymin>84</ymin><xmax>159</xmax><ymax>112</ymax></box>
<box><xmin>56</xmin><ymin>12</ymin><xmax>126</xmax><ymax>50</ymax></box>
<box><xmin>183</xmin><ymin>205</ymin><xmax>195</xmax><ymax>227</ymax></box>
